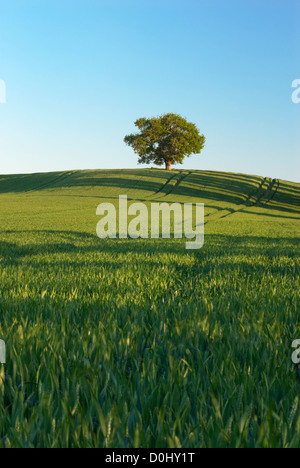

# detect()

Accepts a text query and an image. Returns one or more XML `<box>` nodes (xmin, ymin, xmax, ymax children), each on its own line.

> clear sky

<box><xmin>0</xmin><ymin>0</ymin><xmax>299</xmax><ymax>181</ymax></box>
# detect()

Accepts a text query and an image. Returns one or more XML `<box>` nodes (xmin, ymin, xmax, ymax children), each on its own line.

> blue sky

<box><xmin>0</xmin><ymin>0</ymin><xmax>299</xmax><ymax>181</ymax></box>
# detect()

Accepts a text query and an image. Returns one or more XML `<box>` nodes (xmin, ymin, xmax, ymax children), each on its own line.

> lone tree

<box><xmin>124</xmin><ymin>113</ymin><xmax>205</xmax><ymax>170</ymax></box>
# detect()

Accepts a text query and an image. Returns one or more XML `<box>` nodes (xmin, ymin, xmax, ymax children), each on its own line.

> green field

<box><xmin>0</xmin><ymin>168</ymin><xmax>299</xmax><ymax>448</ymax></box>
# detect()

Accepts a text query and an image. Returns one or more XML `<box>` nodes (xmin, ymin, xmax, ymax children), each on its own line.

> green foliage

<box><xmin>124</xmin><ymin>113</ymin><xmax>205</xmax><ymax>169</ymax></box>
<box><xmin>0</xmin><ymin>169</ymin><xmax>299</xmax><ymax>448</ymax></box>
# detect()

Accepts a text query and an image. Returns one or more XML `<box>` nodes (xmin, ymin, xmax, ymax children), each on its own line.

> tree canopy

<box><xmin>124</xmin><ymin>113</ymin><xmax>206</xmax><ymax>170</ymax></box>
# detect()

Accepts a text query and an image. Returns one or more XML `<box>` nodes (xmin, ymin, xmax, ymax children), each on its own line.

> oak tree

<box><xmin>124</xmin><ymin>113</ymin><xmax>205</xmax><ymax>170</ymax></box>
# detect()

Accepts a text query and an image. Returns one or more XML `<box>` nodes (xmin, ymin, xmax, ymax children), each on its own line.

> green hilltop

<box><xmin>0</xmin><ymin>169</ymin><xmax>298</xmax><ymax>237</ymax></box>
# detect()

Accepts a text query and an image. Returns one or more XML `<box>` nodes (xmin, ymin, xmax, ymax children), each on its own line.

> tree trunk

<box><xmin>165</xmin><ymin>161</ymin><xmax>172</xmax><ymax>171</ymax></box>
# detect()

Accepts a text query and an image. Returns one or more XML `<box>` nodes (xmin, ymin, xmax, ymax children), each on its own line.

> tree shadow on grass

<box><xmin>0</xmin><ymin>170</ymin><xmax>175</xmax><ymax>195</ymax></box>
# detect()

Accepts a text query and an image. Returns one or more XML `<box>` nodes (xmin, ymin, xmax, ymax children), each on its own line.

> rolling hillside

<box><xmin>0</xmin><ymin>168</ymin><xmax>298</xmax><ymax>235</ymax></box>
<box><xmin>0</xmin><ymin>169</ymin><xmax>299</xmax><ymax>448</ymax></box>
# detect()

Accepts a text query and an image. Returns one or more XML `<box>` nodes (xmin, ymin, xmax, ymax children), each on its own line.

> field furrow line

<box><xmin>24</xmin><ymin>171</ymin><xmax>77</xmax><ymax>193</ymax></box>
